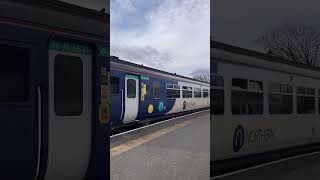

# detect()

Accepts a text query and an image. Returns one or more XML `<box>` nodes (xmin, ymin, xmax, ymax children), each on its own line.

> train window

<box><xmin>232</xmin><ymin>78</ymin><xmax>247</xmax><ymax>90</ymax></box>
<box><xmin>194</xmin><ymin>88</ymin><xmax>202</xmax><ymax>98</ymax></box>
<box><xmin>269</xmin><ymin>83</ymin><xmax>293</xmax><ymax>114</ymax></box>
<box><xmin>297</xmin><ymin>96</ymin><xmax>315</xmax><ymax>114</ymax></box>
<box><xmin>269</xmin><ymin>95</ymin><xmax>293</xmax><ymax>114</ymax></box>
<box><xmin>203</xmin><ymin>89</ymin><xmax>209</xmax><ymax>98</ymax></box>
<box><xmin>249</xmin><ymin>80</ymin><xmax>263</xmax><ymax>91</ymax></box>
<box><xmin>153</xmin><ymin>81</ymin><xmax>160</xmax><ymax>99</ymax></box>
<box><xmin>127</xmin><ymin>79</ymin><xmax>136</xmax><ymax>98</ymax></box>
<box><xmin>232</xmin><ymin>78</ymin><xmax>263</xmax><ymax>115</ymax></box>
<box><xmin>111</xmin><ymin>76</ymin><xmax>120</xmax><ymax>95</ymax></box>
<box><xmin>166</xmin><ymin>83</ymin><xmax>180</xmax><ymax>98</ymax></box>
<box><xmin>182</xmin><ymin>86</ymin><xmax>193</xmax><ymax>98</ymax></box>
<box><xmin>232</xmin><ymin>91</ymin><xmax>263</xmax><ymax>115</ymax></box>
<box><xmin>297</xmin><ymin>87</ymin><xmax>307</xmax><ymax>95</ymax></box>
<box><xmin>212</xmin><ymin>75</ymin><xmax>224</xmax><ymax>87</ymax></box>
<box><xmin>54</xmin><ymin>55</ymin><xmax>83</xmax><ymax>116</ymax></box>
<box><xmin>211</xmin><ymin>89</ymin><xmax>224</xmax><ymax>114</ymax></box>
<box><xmin>307</xmin><ymin>88</ymin><xmax>315</xmax><ymax>95</ymax></box>
<box><xmin>297</xmin><ymin>86</ymin><xmax>315</xmax><ymax>114</ymax></box>
<box><xmin>0</xmin><ymin>45</ymin><xmax>29</xmax><ymax>102</ymax></box>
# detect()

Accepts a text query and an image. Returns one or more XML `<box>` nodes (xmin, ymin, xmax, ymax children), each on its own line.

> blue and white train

<box><xmin>110</xmin><ymin>56</ymin><xmax>210</xmax><ymax>130</ymax></box>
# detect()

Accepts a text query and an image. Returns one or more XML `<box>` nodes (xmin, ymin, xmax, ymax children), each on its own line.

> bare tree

<box><xmin>191</xmin><ymin>69</ymin><xmax>210</xmax><ymax>83</ymax></box>
<box><xmin>255</xmin><ymin>24</ymin><xmax>320</xmax><ymax>66</ymax></box>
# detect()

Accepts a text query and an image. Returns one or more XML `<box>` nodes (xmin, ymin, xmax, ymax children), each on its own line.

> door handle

<box><xmin>120</xmin><ymin>89</ymin><xmax>124</xmax><ymax>121</ymax></box>
<box><xmin>33</xmin><ymin>86</ymin><xmax>42</xmax><ymax>180</ymax></box>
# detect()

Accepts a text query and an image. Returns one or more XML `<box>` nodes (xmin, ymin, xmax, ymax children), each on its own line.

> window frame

<box><xmin>182</xmin><ymin>86</ymin><xmax>193</xmax><ymax>98</ymax></box>
<box><xmin>194</xmin><ymin>87</ymin><xmax>202</xmax><ymax>98</ymax></box>
<box><xmin>166</xmin><ymin>83</ymin><xmax>180</xmax><ymax>99</ymax></box>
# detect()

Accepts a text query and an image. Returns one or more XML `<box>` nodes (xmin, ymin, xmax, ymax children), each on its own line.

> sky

<box><xmin>211</xmin><ymin>0</ymin><xmax>320</xmax><ymax>52</ymax></box>
<box><xmin>110</xmin><ymin>0</ymin><xmax>210</xmax><ymax>77</ymax></box>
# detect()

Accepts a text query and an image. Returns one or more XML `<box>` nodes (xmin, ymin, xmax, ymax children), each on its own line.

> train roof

<box><xmin>110</xmin><ymin>56</ymin><xmax>210</xmax><ymax>87</ymax></box>
<box><xmin>0</xmin><ymin>0</ymin><xmax>108</xmax><ymax>42</ymax></box>
<box><xmin>211</xmin><ymin>40</ymin><xmax>320</xmax><ymax>79</ymax></box>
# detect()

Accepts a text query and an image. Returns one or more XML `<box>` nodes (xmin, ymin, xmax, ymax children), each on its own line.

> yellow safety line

<box><xmin>111</xmin><ymin>120</ymin><xmax>193</xmax><ymax>157</ymax></box>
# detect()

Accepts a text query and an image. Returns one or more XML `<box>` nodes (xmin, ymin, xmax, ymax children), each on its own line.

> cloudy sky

<box><xmin>110</xmin><ymin>0</ymin><xmax>210</xmax><ymax>77</ymax></box>
<box><xmin>212</xmin><ymin>0</ymin><xmax>320</xmax><ymax>52</ymax></box>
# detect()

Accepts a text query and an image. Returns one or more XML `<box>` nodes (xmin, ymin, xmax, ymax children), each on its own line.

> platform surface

<box><xmin>110</xmin><ymin>111</ymin><xmax>210</xmax><ymax>180</ymax></box>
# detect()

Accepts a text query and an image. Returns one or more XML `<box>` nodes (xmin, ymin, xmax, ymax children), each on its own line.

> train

<box><xmin>0</xmin><ymin>1</ymin><xmax>109</xmax><ymax>180</ymax></box>
<box><xmin>211</xmin><ymin>41</ymin><xmax>320</xmax><ymax>175</ymax></box>
<box><xmin>110</xmin><ymin>56</ymin><xmax>210</xmax><ymax>131</ymax></box>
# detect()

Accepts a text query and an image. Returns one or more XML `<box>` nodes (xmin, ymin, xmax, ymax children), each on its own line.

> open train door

<box><xmin>123</xmin><ymin>74</ymin><xmax>139</xmax><ymax>123</ymax></box>
<box><xmin>45</xmin><ymin>39</ymin><xmax>93</xmax><ymax>180</ymax></box>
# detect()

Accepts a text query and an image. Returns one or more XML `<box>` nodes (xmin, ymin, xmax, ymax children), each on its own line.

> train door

<box><xmin>123</xmin><ymin>74</ymin><xmax>139</xmax><ymax>123</ymax></box>
<box><xmin>45</xmin><ymin>40</ymin><xmax>92</xmax><ymax>180</ymax></box>
<box><xmin>0</xmin><ymin>42</ymin><xmax>42</xmax><ymax>179</ymax></box>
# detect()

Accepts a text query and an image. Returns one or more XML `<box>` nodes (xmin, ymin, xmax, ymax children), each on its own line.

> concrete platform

<box><xmin>214</xmin><ymin>152</ymin><xmax>320</xmax><ymax>180</ymax></box>
<box><xmin>110</xmin><ymin>110</ymin><xmax>210</xmax><ymax>180</ymax></box>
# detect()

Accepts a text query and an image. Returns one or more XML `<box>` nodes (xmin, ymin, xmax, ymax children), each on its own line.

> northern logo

<box><xmin>233</xmin><ymin>125</ymin><xmax>245</xmax><ymax>152</ymax></box>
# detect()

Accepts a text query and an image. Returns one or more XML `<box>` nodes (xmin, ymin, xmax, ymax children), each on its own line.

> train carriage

<box><xmin>211</xmin><ymin>41</ymin><xmax>320</xmax><ymax>174</ymax></box>
<box><xmin>110</xmin><ymin>56</ymin><xmax>210</xmax><ymax>130</ymax></box>
<box><xmin>0</xmin><ymin>1</ymin><xmax>109</xmax><ymax>180</ymax></box>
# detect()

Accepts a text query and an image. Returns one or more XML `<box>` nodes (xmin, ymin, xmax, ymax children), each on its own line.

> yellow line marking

<box><xmin>111</xmin><ymin>120</ymin><xmax>193</xmax><ymax>157</ymax></box>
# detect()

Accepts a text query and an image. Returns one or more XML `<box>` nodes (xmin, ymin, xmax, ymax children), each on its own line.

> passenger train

<box><xmin>211</xmin><ymin>41</ymin><xmax>320</xmax><ymax>175</ymax></box>
<box><xmin>110</xmin><ymin>56</ymin><xmax>210</xmax><ymax>130</ymax></box>
<box><xmin>0</xmin><ymin>1</ymin><xmax>109</xmax><ymax>180</ymax></box>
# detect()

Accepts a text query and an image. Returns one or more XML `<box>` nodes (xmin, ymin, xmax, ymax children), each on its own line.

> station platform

<box><xmin>110</xmin><ymin>110</ymin><xmax>210</xmax><ymax>180</ymax></box>
<box><xmin>214</xmin><ymin>151</ymin><xmax>320</xmax><ymax>180</ymax></box>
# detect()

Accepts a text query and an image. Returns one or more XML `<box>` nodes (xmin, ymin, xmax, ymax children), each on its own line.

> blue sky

<box><xmin>111</xmin><ymin>0</ymin><xmax>210</xmax><ymax>77</ymax></box>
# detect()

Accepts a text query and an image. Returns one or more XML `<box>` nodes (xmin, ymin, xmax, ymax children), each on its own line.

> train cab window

<box><xmin>111</xmin><ymin>76</ymin><xmax>120</xmax><ymax>95</ymax></box>
<box><xmin>269</xmin><ymin>83</ymin><xmax>293</xmax><ymax>114</ymax></box>
<box><xmin>153</xmin><ymin>81</ymin><xmax>160</xmax><ymax>99</ymax></box>
<box><xmin>166</xmin><ymin>84</ymin><xmax>180</xmax><ymax>98</ymax></box>
<box><xmin>54</xmin><ymin>55</ymin><xmax>83</xmax><ymax>116</ymax></box>
<box><xmin>182</xmin><ymin>86</ymin><xmax>193</xmax><ymax>98</ymax></box>
<box><xmin>203</xmin><ymin>89</ymin><xmax>209</xmax><ymax>98</ymax></box>
<box><xmin>127</xmin><ymin>79</ymin><xmax>136</xmax><ymax>98</ymax></box>
<box><xmin>194</xmin><ymin>88</ymin><xmax>202</xmax><ymax>98</ymax></box>
<box><xmin>232</xmin><ymin>78</ymin><xmax>263</xmax><ymax>115</ymax></box>
<box><xmin>297</xmin><ymin>86</ymin><xmax>315</xmax><ymax>114</ymax></box>
<box><xmin>0</xmin><ymin>45</ymin><xmax>29</xmax><ymax>102</ymax></box>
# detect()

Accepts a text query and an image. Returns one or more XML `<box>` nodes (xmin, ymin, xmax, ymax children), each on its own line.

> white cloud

<box><xmin>111</xmin><ymin>0</ymin><xmax>210</xmax><ymax>77</ymax></box>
